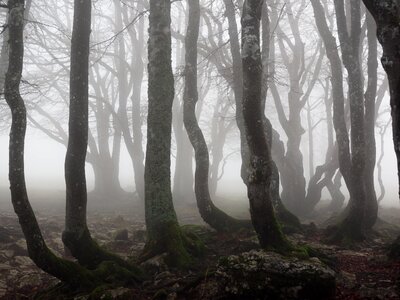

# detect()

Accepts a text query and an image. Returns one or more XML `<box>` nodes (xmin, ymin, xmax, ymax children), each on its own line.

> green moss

<box><xmin>275</xmin><ymin>202</ymin><xmax>302</xmax><ymax>233</ymax></box>
<box><xmin>181</xmin><ymin>225</ymin><xmax>206</xmax><ymax>255</ymax></box>
<box><xmin>141</xmin><ymin>221</ymin><xmax>191</xmax><ymax>268</ymax></box>
<box><xmin>63</xmin><ymin>228</ymin><xmax>144</xmax><ymax>281</ymax></box>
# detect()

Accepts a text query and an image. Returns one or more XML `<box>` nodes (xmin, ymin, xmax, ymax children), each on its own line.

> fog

<box><xmin>0</xmin><ymin>1</ymin><xmax>399</xmax><ymax>227</ymax></box>
<box><xmin>0</xmin><ymin>124</ymin><xmax>399</xmax><ymax>208</ymax></box>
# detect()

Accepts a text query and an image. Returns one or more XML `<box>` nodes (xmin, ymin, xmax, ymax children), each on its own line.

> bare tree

<box><xmin>142</xmin><ymin>0</ymin><xmax>199</xmax><ymax>267</ymax></box>
<box><xmin>4</xmin><ymin>0</ymin><xmax>107</xmax><ymax>288</ymax></box>
<box><xmin>183</xmin><ymin>0</ymin><xmax>251</xmax><ymax>232</ymax></box>
<box><xmin>241</xmin><ymin>0</ymin><xmax>289</xmax><ymax>250</ymax></box>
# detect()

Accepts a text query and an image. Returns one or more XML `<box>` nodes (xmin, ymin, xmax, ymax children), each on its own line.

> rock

<box><xmin>140</xmin><ymin>254</ymin><xmax>168</xmax><ymax>274</ymax></box>
<box><xmin>193</xmin><ymin>250</ymin><xmax>336</xmax><ymax>300</ymax></box>
<box><xmin>14</xmin><ymin>256</ymin><xmax>34</xmax><ymax>267</ymax></box>
<box><xmin>18</xmin><ymin>273</ymin><xmax>42</xmax><ymax>289</ymax></box>
<box><xmin>0</xmin><ymin>281</ymin><xmax>7</xmax><ymax>298</ymax></box>
<box><xmin>13</xmin><ymin>239</ymin><xmax>28</xmax><ymax>256</ymax></box>
<box><xmin>0</xmin><ymin>263</ymin><xmax>11</xmax><ymax>271</ymax></box>
<box><xmin>338</xmin><ymin>271</ymin><xmax>357</xmax><ymax>289</ymax></box>
<box><xmin>114</xmin><ymin>229</ymin><xmax>129</xmax><ymax>241</ymax></box>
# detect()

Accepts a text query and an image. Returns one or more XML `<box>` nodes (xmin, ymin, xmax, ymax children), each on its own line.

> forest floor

<box><xmin>0</xmin><ymin>194</ymin><xmax>399</xmax><ymax>299</ymax></box>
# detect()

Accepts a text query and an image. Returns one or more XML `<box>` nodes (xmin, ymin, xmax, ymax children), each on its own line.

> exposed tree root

<box><xmin>139</xmin><ymin>221</ymin><xmax>205</xmax><ymax>268</ymax></box>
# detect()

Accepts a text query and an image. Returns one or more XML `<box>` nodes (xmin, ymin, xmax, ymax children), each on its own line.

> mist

<box><xmin>1</xmin><ymin>0</ymin><xmax>400</xmax><ymax>299</ymax></box>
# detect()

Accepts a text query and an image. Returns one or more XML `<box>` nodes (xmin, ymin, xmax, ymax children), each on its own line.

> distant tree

<box><xmin>224</xmin><ymin>0</ymin><xmax>301</xmax><ymax>230</ymax></box>
<box><xmin>261</xmin><ymin>0</ymin><xmax>301</xmax><ymax>231</ymax></box>
<box><xmin>311</xmin><ymin>0</ymin><xmax>378</xmax><ymax>242</ymax></box>
<box><xmin>268</xmin><ymin>0</ymin><xmax>324</xmax><ymax>216</ymax></box>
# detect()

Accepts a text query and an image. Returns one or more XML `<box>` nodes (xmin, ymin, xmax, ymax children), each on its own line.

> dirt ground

<box><xmin>0</xmin><ymin>191</ymin><xmax>399</xmax><ymax>299</ymax></box>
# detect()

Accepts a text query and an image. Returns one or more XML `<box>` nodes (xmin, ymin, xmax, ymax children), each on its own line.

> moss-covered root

<box><xmin>201</xmin><ymin>203</ymin><xmax>253</xmax><ymax>233</ymax></box>
<box><xmin>139</xmin><ymin>221</ymin><xmax>204</xmax><ymax>269</ymax></box>
<box><xmin>275</xmin><ymin>202</ymin><xmax>302</xmax><ymax>233</ymax></box>
<box><xmin>36</xmin><ymin>259</ymin><xmax>144</xmax><ymax>299</ymax></box>
<box><xmin>324</xmin><ymin>217</ymin><xmax>365</xmax><ymax>246</ymax></box>
<box><xmin>62</xmin><ymin>227</ymin><xmax>143</xmax><ymax>280</ymax></box>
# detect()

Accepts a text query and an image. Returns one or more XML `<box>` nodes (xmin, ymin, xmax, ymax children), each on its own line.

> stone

<box><xmin>193</xmin><ymin>250</ymin><xmax>336</xmax><ymax>300</ymax></box>
<box><xmin>114</xmin><ymin>229</ymin><xmax>129</xmax><ymax>241</ymax></box>
<box><xmin>140</xmin><ymin>254</ymin><xmax>168</xmax><ymax>274</ymax></box>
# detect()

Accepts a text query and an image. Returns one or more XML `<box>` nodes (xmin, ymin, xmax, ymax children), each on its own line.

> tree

<box><xmin>4</xmin><ymin>0</ymin><xmax>111</xmax><ymax>288</ymax></box>
<box><xmin>241</xmin><ymin>0</ymin><xmax>289</xmax><ymax>250</ymax></box>
<box><xmin>62</xmin><ymin>0</ymin><xmax>134</xmax><ymax>269</ymax></box>
<box><xmin>362</xmin><ymin>0</ymin><xmax>400</xmax><ymax>255</ymax></box>
<box><xmin>269</xmin><ymin>0</ymin><xmax>317</xmax><ymax>216</ymax></box>
<box><xmin>223</xmin><ymin>0</ymin><xmax>301</xmax><ymax>230</ymax></box>
<box><xmin>310</xmin><ymin>0</ymin><xmax>378</xmax><ymax>242</ymax></box>
<box><xmin>142</xmin><ymin>0</ymin><xmax>199</xmax><ymax>267</ymax></box>
<box><xmin>183</xmin><ymin>0</ymin><xmax>250</xmax><ymax>232</ymax></box>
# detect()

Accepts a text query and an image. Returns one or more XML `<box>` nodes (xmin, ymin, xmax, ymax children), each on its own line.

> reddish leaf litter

<box><xmin>335</xmin><ymin>243</ymin><xmax>400</xmax><ymax>299</ymax></box>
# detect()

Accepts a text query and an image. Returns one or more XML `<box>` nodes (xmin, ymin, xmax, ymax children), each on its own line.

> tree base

<box><xmin>275</xmin><ymin>205</ymin><xmax>302</xmax><ymax>234</ymax></box>
<box><xmin>62</xmin><ymin>227</ymin><xmax>143</xmax><ymax>279</ymax></box>
<box><xmin>35</xmin><ymin>260</ymin><xmax>143</xmax><ymax>299</ymax></box>
<box><xmin>324</xmin><ymin>219</ymin><xmax>365</xmax><ymax>246</ymax></box>
<box><xmin>139</xmin><ymin>221</ymin><xmax>204</xmax><ymax>269</ymax></box>
<box><xmin>200</xmin><ymin>203</ymin><xmax>253</xmax><ymax>233</ymax></box>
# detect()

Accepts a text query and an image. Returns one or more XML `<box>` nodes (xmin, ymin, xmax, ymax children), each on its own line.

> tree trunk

<box><xmin>115</xmin><ymin>0</ymin><xmax>146</xmax><ymax>202</ymax></box>
<box><xmin>363</xmin><ymin>11</ymin><xmax>378</xmax><ymax>229</ymax></box>
<box><xmin>362</xmin><ymin>0</ymin><xmax>400</xmax><ymax>251</ymax></box>
<box><xmin>223</xmin><ymin>0</ymin><xmax>250</xmax><ymax>183</ymax></box>
<box><xmin>261</xmin><ymin>0</ymin><xmax>301</xmax><ymax>231</ymax></box>
<box><xmin>241</xmin><ymin>0</ymin><xmax>289</xmax><ymax>250</ymax></box>
<box><xmin>362</xmin><ymin>0</ymin><xmax>400</xmax><ymax>200</ymax></box>
<box><xmin>311</xmin><ymin>0</ymin><xmax>367</xmax><ymax>242</ymax></box>
<box><xmin>63</xmin><ymin>0</ymin><xmax>131</xmax><ymax>268</ymax></box>
<box><xmin>143</xmin><ymin>0</ymin><xmax>196</xmax><ymax>268</ymax></box>
<box><xmin>183</xmin><ymin>0</ymin><xmax>251</xmax><ymax>232</ymax></box>
<box><xmin>173</xmin><ymin>104</ymin><xmax>195</xmax><ymax>204</ymax></box>
<box><xmin>4</xmin><ymin>0</ymin><xmax>102</xmax><ymax>288</ymax></box>
<box><xmin>335</xmin><ymin>0</ymin><xmax>368</xmax><ymax>240</ymax></box>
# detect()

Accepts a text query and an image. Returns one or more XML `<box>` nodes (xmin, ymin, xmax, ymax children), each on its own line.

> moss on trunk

<box><xmin>140</xmin><ymin>220</ymin><xmax>203</xmax><ymax>268</ymax></box>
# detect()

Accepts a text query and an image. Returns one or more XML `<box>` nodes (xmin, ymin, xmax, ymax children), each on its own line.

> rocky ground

<box><xmin>0</xmin><ymin>202</ymin><xmax>399</xmax><ymax>299</ymax></box>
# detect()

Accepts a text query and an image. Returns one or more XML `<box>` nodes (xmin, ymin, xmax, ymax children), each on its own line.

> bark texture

<box><xmin>4</xmin><ymin>0</ymin><xmax>104</xmax><ymax>288</ymax></box>
<box><xmin>241</xmin><ymin>0</ymin><xmax>288</xmax><ymax>249</ymax></box>
<box><xmin>362</xmin><ymin>0</ymin><xmax>400</xmax><ymax>200</ymax></box>
<box><xmin>311</xmin><ymin>0</ymin><xmax>372</xmax><ymax>242</ymax></box>
<box><xmin>362</xmin><ymin>0</ymin><xmax>400</xmax><ymax>252</ymax></box>
<box><xmin>143</xmin><ymin>0</ymin><xmax>197</xmax><ymax>267</ymax></box>
<box><xmin>63</xmin><ymin>0</ymin><xmax>132</xmax><ymax>269</ymax></box>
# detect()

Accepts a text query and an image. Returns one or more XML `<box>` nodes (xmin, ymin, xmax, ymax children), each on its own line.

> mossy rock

<box><xmin>190</xmin><ymin>250</ymin><xmax>336</xmax><ymax>299</ymax></box>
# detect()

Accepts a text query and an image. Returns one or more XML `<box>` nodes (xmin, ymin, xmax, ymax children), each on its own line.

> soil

<box><xmin>0</xmin><ymin>196</ymin><xmax>399</xmax><ymax>299</ymax></box>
